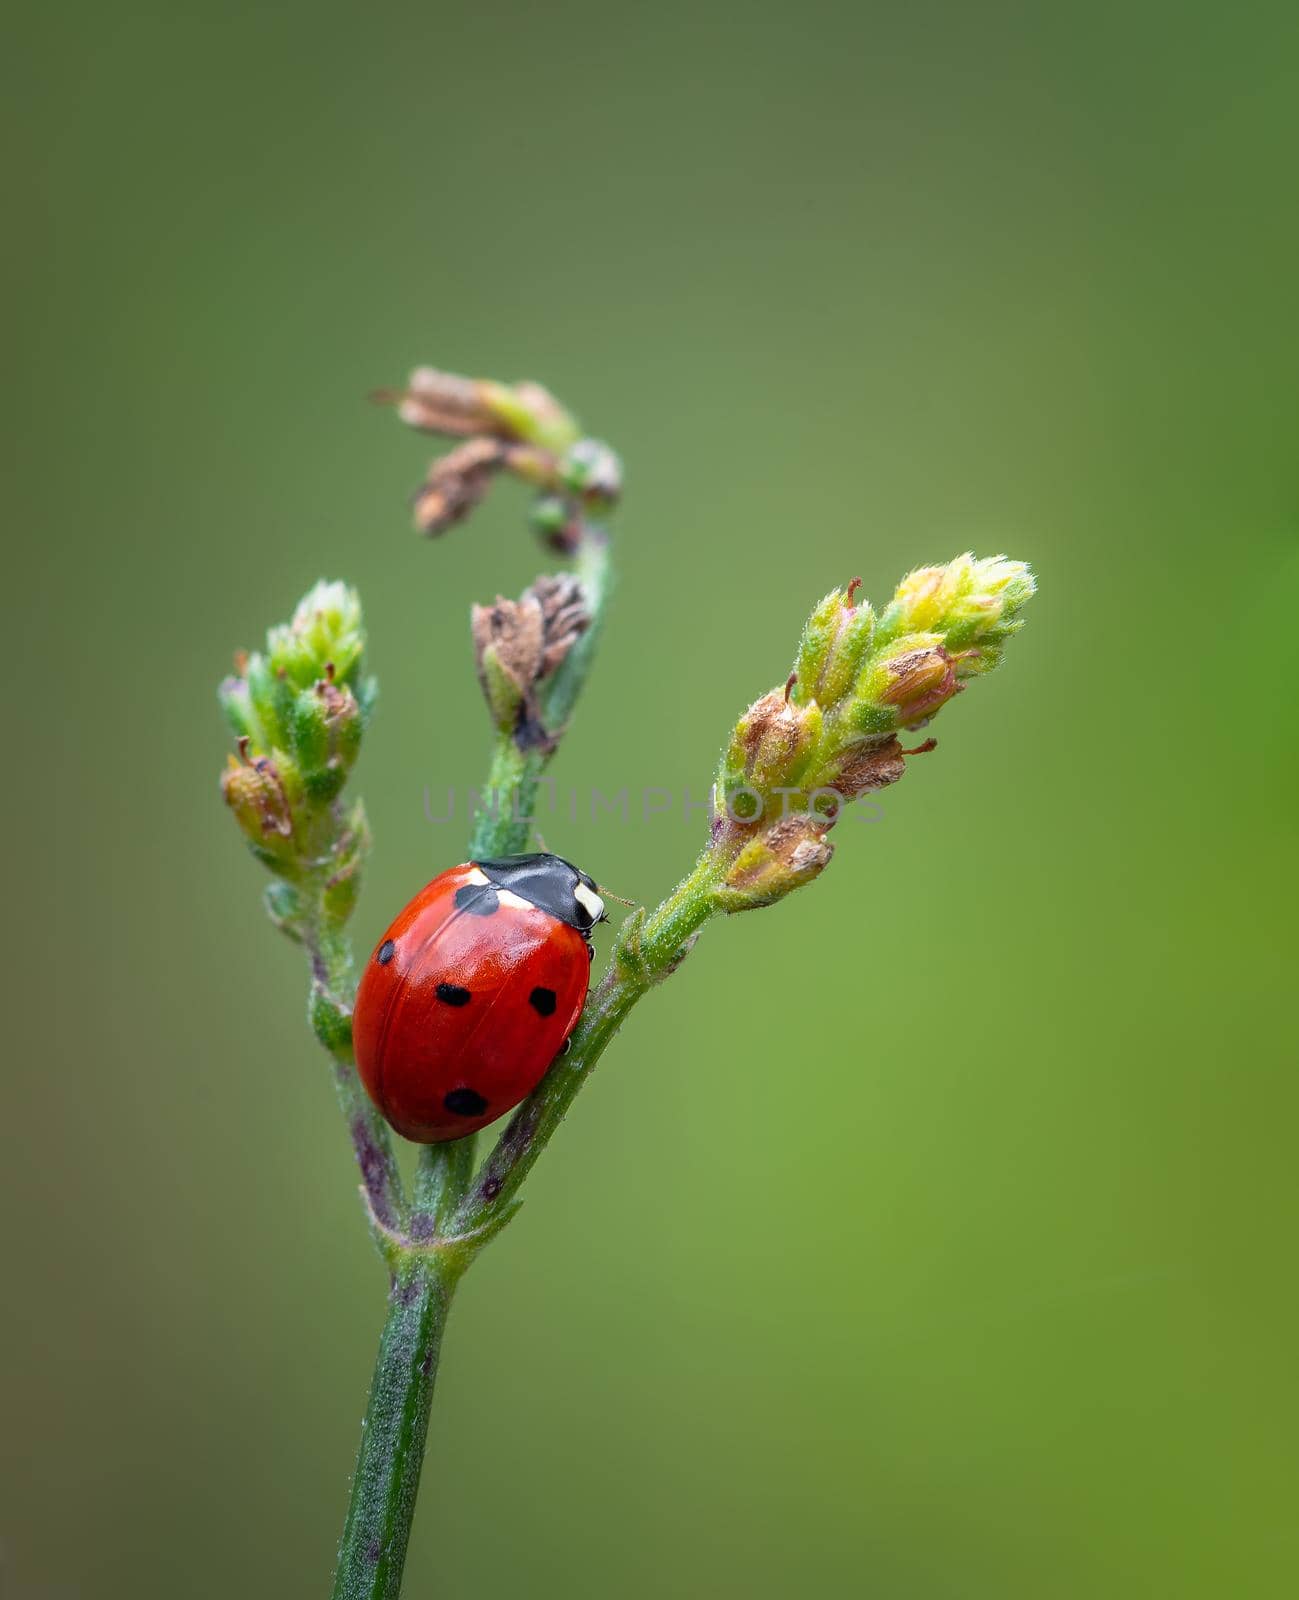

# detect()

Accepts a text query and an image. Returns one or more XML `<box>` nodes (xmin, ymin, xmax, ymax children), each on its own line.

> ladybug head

<box><xmin>475</xmin><ymin>852</ymin><xmax>606</xmax><ymax>933</ymax></box>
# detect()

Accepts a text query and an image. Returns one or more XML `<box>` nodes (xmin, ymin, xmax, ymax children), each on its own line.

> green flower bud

<box><xmin>529</xmin><ymin>494</ymin><xmax>582</xmax><ymax>555</ymax></box>
<box><xmin>793</xmin><ymin>580</ymin><xmax>876</xmax><ymax>712</ymax></box>
<box><xmin>309</xmin><ymin>981</ymin><xmax>353</xmax><ymax>1055</ymax></box>
<box><xmin>244</xmin><ymin>649</ymin><xmax>294</xmax><ymax>753</ymax></box>
<box><xmin>267</xmin><ymin>580</ymin><xmax>365</xmax><ymax>690</ymax></box>
<box><xmin>218</xmin><ymin>658</ymin><xmax>261</xmax><ymax>744</ymax></box>
<box><xmin>289</xmin><ymin>673</ymin><xmax>364</xmax><ymax>802</ymax></box>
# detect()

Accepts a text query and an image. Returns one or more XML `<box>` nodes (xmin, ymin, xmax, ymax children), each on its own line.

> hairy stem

<box><xmin>331</xmin><ymin>1260</ymin><xmax>457</xmax><ymax>1600</ymax></box>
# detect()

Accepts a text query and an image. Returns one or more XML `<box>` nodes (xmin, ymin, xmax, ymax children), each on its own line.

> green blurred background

<box><xmin>5</xmin><ymin>1</ymin><xmax>1297</xmax><ymax>1595</ymax></box>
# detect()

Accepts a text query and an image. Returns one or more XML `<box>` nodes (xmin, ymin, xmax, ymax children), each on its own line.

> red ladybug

<box><xmin>353</xmin><ymin>853</ymin><xmax>606</xmax><ymax>1142</ymax></box>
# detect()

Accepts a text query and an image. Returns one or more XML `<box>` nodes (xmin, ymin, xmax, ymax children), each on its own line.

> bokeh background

<box><xmin>5</xmin><ymin>2</ymin><xmax>1297</xmax><ymax>1596</ymax></box>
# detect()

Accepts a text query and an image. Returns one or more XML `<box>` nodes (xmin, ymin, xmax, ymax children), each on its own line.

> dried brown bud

<box><xmin>722</xmin><ymin>689</ymin><xmax>823</xmax><ymax>795</ymax></box>
<box><xmin>471</xmin><ymin>575</ymin><xmax>590</xmax><ymax>749</ymax></box>
<box><xmin>385</xmin><ymin>368</ymin><xmax>580</xmax><ymax>453</ymax></box>
<box><xmin>412</xmin><ymin>438</ymin><xmax>507</xmax><ymax>535</ymax></box>
<box><xmin>530</xmin><ymin>574</ymin><xmax>589</xmax><ymax>677</ymax></box>
<box><xmin>830</xmin><ymin>735</ymin><xmax>908</xmax><ymax>801</ymax></box>
<box><xmin>393</xmin><ymin>368</ymin><xmax>501</xmax><ymax>436</ymax></box>
<box><xmin>714</xmin><ymin>813</ymin><xmax>835</xmax><ymax>912</ymax></box>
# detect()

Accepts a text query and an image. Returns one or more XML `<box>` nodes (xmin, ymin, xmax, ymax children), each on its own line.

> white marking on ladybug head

<box><xmin>497</xmin><ymin>888</ymin><xmax>533</xmax><ymax>912</ymax></box>
<box><xmin>465</xmin><ymin>867</ymin><xmax>490</xmax><ymax>886</ymax></box>
<box><xmin>574</xmin><ymin>882</ymin><xmax>605</xmax><ymax>927</ymax></box>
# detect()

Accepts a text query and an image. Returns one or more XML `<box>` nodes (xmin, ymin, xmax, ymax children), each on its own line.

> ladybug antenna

<box><xmin>532</xmin><ymin>827</ymin><xmax>551</xmax><ymax>854</ymax></box>
<box><xmin>597</xmin><ymin>884</ymin><xmax>637</xmax><ymax>908</ymax></box>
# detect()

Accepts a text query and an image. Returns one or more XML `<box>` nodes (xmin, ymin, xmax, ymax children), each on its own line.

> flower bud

<box><xmin>881</xmin><ymin>554</ymin><xmax>1035</xmax><ymax>672</ymax></box>
<box><xmin>395</xmin><ymin>367</ymin><xmax>501</xmax><ymax>436</ymax></box>
<box><xmin>486</xmin><ymin>379</ymin><xmax>581</xmax><ymax>452</ymax></box>
<box><xmin>874</xmin><ymin>640</ymin><xmax>961</xmax><ymax>728</ymax></box>
<box><xmin>218</xmin><ymin>665</ymin><xmax>259</xmax><ymax>745</ymax></box>
<box><xmin>713</xmin><ymin>814</ymin><xmax>835</xmax><ymax>912</ymax></box>
<box><xmin>267</xmin><ymin>580</ymin><xmax>365</xmax><ymax>690</ymax></box>
<box><xmin>793</xmin><ymin>581</ymin><xmax>876</xmax><ymax>711</ymax></box>
<box><xmin>389</xmin><ymin>368</ymin><xmax>581</xmax><ymax>453</ymax></box>
<box><xmin>559</xmin><ymin>438</ymin><xmax>623</xmax><ymax>512</ymax></box>
<box><xmin>827</xmin><ymin>735</ymin><xmax>908</xmax><ymax>801</ymax></box>
<box><xmin>530</xmin><ymin>494</ymin><xmax>583</xmax><ymax>555</ymax></box>
<box><xmin>221</xmin><ymin>742</ymin><xmax>296</xmax><ymax>855</ymax></box>
<box><xmin>289</xmin><ymin>674</ymin><xmax>364</xmax><ymax>801</ymax></box>
<box><xmin>720</xmin><ymin>687</ymin><xmax>822</xmax><ymax>801</ymax></box>
<box><xmin>412</xmin><ymin>438</ymin><xmax>506</xmax><ymax>535</ymax></box>
<box><xmin>472</xmin><ymin>574</ymin><xmax>590</xmax><ymax>749</ymax></box>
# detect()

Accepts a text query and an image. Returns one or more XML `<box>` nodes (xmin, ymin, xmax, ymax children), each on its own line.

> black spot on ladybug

<box><xmin>377</xmin><ymin>940</ymin><xmax>395</xmax><ymax>965</ymax></box>
<box><xmin>454</xmin><ymin>884</ymin><xmax>500</xmax><ymax>916</ymax></box>
<box><xmin>435</xmin><ymin>982</ymin><xmax>471</xmax><ymax>1007</ymax></box>
<box><xmin>529</xmin><ymin>986</ymin><xmax>557</xmax><ymax>1016</ymax></box>
<box><xmin>444</xmin><ymin>1087</ymin><xmax>488</xmax><ymax>1117</ymax></box>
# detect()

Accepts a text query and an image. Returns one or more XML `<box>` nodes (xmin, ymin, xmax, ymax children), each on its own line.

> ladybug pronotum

<box><xmin>353</xmin><ymin>853</ymin><xmax>605</xmax><ymax>1142</ymax></box>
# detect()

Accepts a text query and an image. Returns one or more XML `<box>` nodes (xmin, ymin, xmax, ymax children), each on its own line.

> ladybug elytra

<box><xmin>353</xmin><ymin>853</ymin><xmax>605</xmax><ymax>1142</ymax></box>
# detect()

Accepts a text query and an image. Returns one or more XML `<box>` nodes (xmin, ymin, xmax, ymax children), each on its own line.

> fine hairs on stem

<box><xmin>216</xmin><ymin>364</ymin><xmax>1037</xmax><ymax>1600</ymax></box>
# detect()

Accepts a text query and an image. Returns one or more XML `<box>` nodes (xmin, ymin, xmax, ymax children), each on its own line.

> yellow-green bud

<box><xmin>883</xmin><ymin>554</ymin><xmax>1036</xmax><ymax>670</ymax></box>
<box><xmin>221</xmin><ymin>742</ymin><xmax>296</xmax><ymax>854</ymax></box>
<box><xmin>793</xmin><ymin>579</ymin><xmax>876</xmax><ymax>711</ymax></box>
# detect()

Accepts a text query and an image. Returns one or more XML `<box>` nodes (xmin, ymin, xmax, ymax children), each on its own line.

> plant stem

<box><xmin>305</xmin><ymin>894</ymin><xmax>407</xmax><ymax>1228</ymax></box>
<box><xmin>331</xmin><ymin>1258</ymin><xmax>457</xmax><ymax>1600</ymax></box>
<box><xmin>332</xmin><ymin>522</ymin><xmax>614</xmax><ymax>1599</ymax></box>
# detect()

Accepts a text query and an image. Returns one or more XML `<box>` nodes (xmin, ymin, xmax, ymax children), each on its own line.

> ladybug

<box><xmin>353</xmin><ymin>853</ymin><xmax>606</xmax><ymax>1142</ymax></box>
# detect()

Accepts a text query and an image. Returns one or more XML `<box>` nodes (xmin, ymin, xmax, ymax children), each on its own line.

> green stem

<box><xmin>331</xmin><ymin>1259</ymin><xmax>457</xmax><ymax>1600</ymax></box>
<box><xmin>305</xmin><ymin>893</ymin><xmax>407</xmax><ymax>1228</ymax></box>
<box><xmin>333</xmin><ymin>520</ymin><xmax>614</xmax><ymax>1599</ymax></box>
